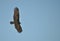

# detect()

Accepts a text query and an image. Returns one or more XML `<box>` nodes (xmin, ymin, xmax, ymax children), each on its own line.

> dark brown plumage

<box><xmin>10</xmin><ymin>7</ymin><xmax>22</xmax><ymax>33</ymax></box>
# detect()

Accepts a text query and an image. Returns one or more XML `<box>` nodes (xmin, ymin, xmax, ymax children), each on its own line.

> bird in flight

<box><xmin>10</xmin><ymin>7</ymin><xmax>22</xmax><ymax>33</ymax></box>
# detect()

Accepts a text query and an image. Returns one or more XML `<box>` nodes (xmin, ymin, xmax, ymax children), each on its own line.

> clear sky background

<box><xmin>0</xmin><ymin>0</ymin><xmax>60</xmax><ymax>41</ymax></box>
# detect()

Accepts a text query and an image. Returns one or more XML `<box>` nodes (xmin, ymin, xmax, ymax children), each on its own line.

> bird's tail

<box><xmin>10</xmin><ymin>21</ymin><xmax>14</xmax><ymax>24</ymax></box>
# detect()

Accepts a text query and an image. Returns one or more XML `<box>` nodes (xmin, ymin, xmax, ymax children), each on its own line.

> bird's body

<box><xmin>10</xmin><ymin>7</ymin><xmax>22</xmax><ymax>33</ymax></box>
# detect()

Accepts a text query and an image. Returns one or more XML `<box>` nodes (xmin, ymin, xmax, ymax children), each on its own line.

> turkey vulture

<box><xmin>10</xmin><ymin>7</ymin><xmax>22</xmax><ymax>33</ymax></box>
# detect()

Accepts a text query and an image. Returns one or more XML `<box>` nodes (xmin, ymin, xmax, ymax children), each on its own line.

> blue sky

<box><xmin>0</xmin><ymin>0</ymin><xmax>60</xmax><ymax>41</ymax></box>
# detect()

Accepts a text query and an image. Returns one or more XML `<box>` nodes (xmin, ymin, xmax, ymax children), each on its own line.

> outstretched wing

<box><xmin>14</xmin><ymin>23</ymin><xmax>22</xmax><ymax>33</ymax></box>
